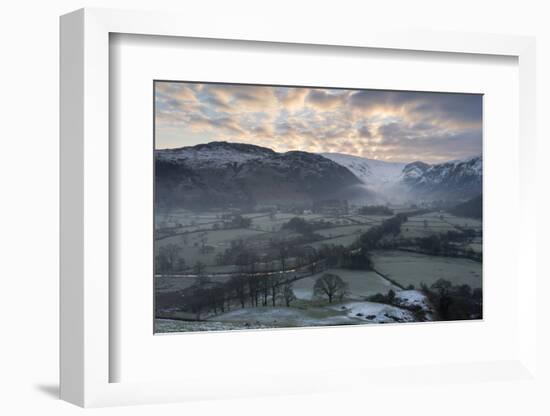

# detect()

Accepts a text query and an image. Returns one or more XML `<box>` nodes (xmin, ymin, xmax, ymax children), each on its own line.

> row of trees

<box><xmin>358</xmin><ymin>213</ymin><xmax>409</xmax><ymax>250</ymax></box>
<box><xmin>354</xmin><ymin>211</ymin><xmax>481</xmax><ymax>261</ymax></box>
<box><xmin>281</xmin><ymin>217</ymin><xmax>316</xmax><ymax>235</ymax></box>
<box><xmin>181</xmin><ymin>273</ymin><xmax>299</xmax><ymax>320</ymax></box>
<box><xmin>214</xmin><ymin>214</ymin><xmax>252</xmax><ymax>229</ymax></box>
<box><xmin>176</xmin><ymin>271</ymin><xmax>349</xmax><ymax>320</ymax></box>
<box><xmin>156</xmin><ymin>213</ymin><xmax>252</xmax><ymax>247</ymax></box>
<box><xmin>214</xmin><ymin>234</ymin><xmax>323</xmax><ymax>272</ymax></box>
<box><xmin>408</xmin><ymin>230</ymin><xmax>481</xmax><ymax>261</ymax></box>
<box><xmin>366</xmin><ymin>278</ymin><xmax>482</xmax><ymax>322</ymax></box>
<box><xmin>155</xmin><ymin>243</ymin><xmax>186</xmax><ymax>273</ymax></box>
<box><xmin>315</xmin><ymin>245</ymin><xmax>373</xmax><ymax>270</ymax></box>
<box><xmin>280</xmin><ymin>216</ymin><xmax>343</xmax><ymax>236</ymax></box>
<box><xmin>421</xmin><ymin>279</ymin><xmax>482</xmax><ymax>320</ymax></box>
<box><xmin>357</xmin><ymin>205</ymin><xmax>394</xmax><ymax>216</ymax></box>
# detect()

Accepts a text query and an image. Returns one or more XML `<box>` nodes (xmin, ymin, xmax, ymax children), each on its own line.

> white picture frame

<box><xmin>60</xmin><ymin>7</ymin><xmax>538</xmax><ymax>408</ymax></box>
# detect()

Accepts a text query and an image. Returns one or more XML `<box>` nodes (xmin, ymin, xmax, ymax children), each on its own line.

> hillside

<box><xmin>155</xmin><ymin>142</ymin><xmax>366</xmax><ymax>210</ymax></box>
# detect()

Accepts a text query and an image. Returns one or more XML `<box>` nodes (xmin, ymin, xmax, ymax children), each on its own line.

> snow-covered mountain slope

<box><xmin>157</xmin><ymin>141</ymin><xmax>275</xmax><ymax>167</ymax></box>
<box><xmin>400</xmin><ymin>156</ymin><xmax>482</xmax><ymax>200</ymax></box>
<box><xmin>323</xmin><ymin>152</ymin><xmax>482</xmax><ymax>202</ymax></box>
<box><xmin>156</xmin><ymin>142</ymin><xmax>482</xmax><ymax>207</ymax></box>
<box><xmin>321</xmin><ymin>153</ymin><xmax>406</xmax><ymax>190</ymax></box>
<box><xmin>155</xmin><ymin>142</ymin><xmax>367</xmax><ymax>209</ymax></box>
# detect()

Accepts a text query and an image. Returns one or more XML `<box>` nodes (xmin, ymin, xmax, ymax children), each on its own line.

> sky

<box><xmin>154</xmin><ymin>81</ymin><xmax>482</xmax><ymax>163</ymax></box>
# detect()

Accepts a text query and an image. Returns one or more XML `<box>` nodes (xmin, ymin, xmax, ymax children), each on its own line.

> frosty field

<box><xmin>293</xmin><ymin>268</ymin><xmax>400</xmax><ymax>300</ymax></box>
<box><xmin>154</xmin><ymin>205</ymin><xmax>482</xmax><ymax>332</ymax></box>
<box><xmin>371</xmin><ymin>250</ymin><xmax>482</xmax><ymax>288</ymax></box>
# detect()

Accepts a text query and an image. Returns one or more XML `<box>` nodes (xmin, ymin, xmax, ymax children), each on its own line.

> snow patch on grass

<box><xmin>330</xmin><ymin>301</ymin><xmax>416</xmax><ymax>323</ymax></box>
<box><xmin>212</xmin><ymin>306</ymin><xmax>358</xmax><ymax>327</ymax></box>
<box><xmin>395</xmin><ymin>290</ymin><xmax>430</xmax><ymax>311</ymax></box>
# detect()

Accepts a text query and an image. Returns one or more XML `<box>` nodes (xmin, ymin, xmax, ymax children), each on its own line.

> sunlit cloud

<box><xmin>276</xmin><ymin>88</ymin><xmax>308</xmax><ymax>111</ymax></box>
<box><xmin>154</xmin><ymin>82</ymin><xmax>482</xmax><ymax>163</ymax></box>
<box><xmin>306</xmin><ymin>89</ymin><xmax>348</xmax><ymax>111</ymax></box>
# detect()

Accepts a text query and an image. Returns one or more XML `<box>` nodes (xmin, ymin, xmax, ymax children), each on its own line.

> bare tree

<box><xmin>181</xmin><ymin>233</ymin><xmax>189</xmax><ymax>246</ymax></box>
<box><xmin>282</xmin><ymin>282</ymin><xmax>297</xmax><ymax>307</ymax></box>
<box><xmin>430</xmin><ymin>278</ymin><xmax>453</xmax><ymax>319</ymax></box>
<box><xmin>177</xmin><ymin>258</ymin><xmax>186</xmax><ymax>271</ymax></box>
<box><xmin>277</xmin><ymin>244</ymin><xmax>289</xmax><ymax>275</ymax></box>
<box><xmin>313</xmin><ymin>273</ymin><xmax>347</xmax><ymax>304</ymax></box>
<box><xmin>193</xmin><ymin>261</ymin><xmax>206</xmax><ymax>277</ymax></box>
<box><xmin>192</xmin><ymin>261</ymin><xmax>210</xmax><ymax>290</ymax></box>
<box><xmin>228</xmin><ymin>275</ymin><xmax>247</xmax><ymax>309</ymax></box>
<box><xmin>208</xmin><ymin>286</ymin><xmax>227</xmax><ymax>315</ymax></box>
<box><xmin>198</xmin><ymin>232</ymin><xmax>208</xmax><ymax>251</ymax></box>
<box><xmin>306</xmin><ymin>250</ymin><xmax>319</xmax><ymax>275</ymax></box>
<box><xmin>432</xmin><ymin>278</ymin><xmax>452</xmax><ymax>296</ymax></box>
<box><xmin>260</xmin><ymin>273</ymin><xmax>270</xmax><ymax>306</ymax></box>
<box><xmin>269</xmin><ymin>275</ymin><xmax>282</xmax><ymax>306</ymax></box>
<box><xmin>247</xmin><ymin>275</ymin><xmax>260</xmax><ymax>307</ymax></box>
<box><xmin>185</xmin><ymin>287</ymin><xmax>208</xmax><ymax>320</ymax></box>
<box><xmin>157</xmin><ymin>243</ymin><xmax>181</xmax><ymax>273</ymax></box>
<box><xmin>154</xmin><ymin>251</ymin><xmax>170</xmax><ymax>274</ymax></box>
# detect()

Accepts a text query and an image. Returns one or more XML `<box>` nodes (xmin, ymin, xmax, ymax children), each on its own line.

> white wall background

<box><xmin>0</xmin><ymin>0</ymin><xmax>548</xmax><ymax>414</ymax></box>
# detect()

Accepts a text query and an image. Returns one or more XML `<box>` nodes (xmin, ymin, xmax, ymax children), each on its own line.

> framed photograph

<box><xmin>60</xmin><ymin>8</ymin><xmax>538</xmax><ymax>408</ymax></box>
<box><xmin>153</xmin><ymin>81</ymin><xmax>483</xmax><ymax>333</ymax></box>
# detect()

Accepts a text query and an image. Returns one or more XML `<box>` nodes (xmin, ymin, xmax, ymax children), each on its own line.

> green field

<box><xmin>293</xmin><ymin>268</ymin><xmax>400</xmax><ymax>300</ymax></box>
<box><xmin>316</xmin><ymin>224</ymin><xmax>372</xmax><ymax>238</ymax></box>
<box><xmin>398</xmin><ymin>211</ymin><xmax>482</xmax><ymax>239</ymax></box>
<box><xmin>212</xmin><ymin>305</ymin><xmax>357</xmax><ymax>327</ymax></box>
<box><xmin>156</xmin><ymin>275</ymin><xmax>230</xmax><ymax>293</ymax></box>
<box><xmin>155</xmin><ymin>208</ymin><xmax>482</xmax><ymax>332</ymax></box>
<box><xmin>442</xmin><ymin>215</ymin><xmax>482</xmax><ymax>229</ymax></box>
<box><xmin>305</xmin><ymin>234</ymin><xmax>359</xmax><ymax>249</ymax></box>
<box><xmin>468</xmin><ymin>242</ymin><xmax>483</xmax><ymax>253</ymax></box>
<box><xmin>371</xmin><ymin>250</ymin><xmax>482</xmax><ymax>289</ymax></box>
<box><xmin>157</xmin><ymin>227</ymin><xmax>268</xmax><ymax>266</ymax></box>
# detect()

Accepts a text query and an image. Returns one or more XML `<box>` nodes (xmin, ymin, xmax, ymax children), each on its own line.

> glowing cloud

<box><xmin>155</xmin><ymin>81</ymin><xmax>482</xmax><ymax>163</ymax></box>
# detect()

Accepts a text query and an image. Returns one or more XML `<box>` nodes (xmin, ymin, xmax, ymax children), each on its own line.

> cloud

<box><xmin>349</xmin><ymin>90</ymin><xmax>400</xmax><ymax>109</ymax></box>
<box><xmin>349</xmin><ymin>90</ymin><xmax>482</xmax><ymax>129</ymax></box>
<box><xmin>372</xmin><ymin>120</ymin><xmax>482</xmax><ymax>162</ymax></box>
<box><xmin>155</xmin><ymin>82</ymin><xmax>482</xmax><ymax>163</ymax></box>
<box><xmin>306</xmin><ymin>89</ymin><xmax>347</xmax><ymax>111</ymax></box>
<box><xmin>413</xmin><ymin>93</ymin><xmax>482</xmax><ymax>125</ymax></box>
<box><xmin>187</xmin><ymin>114</ymin><xmax>245</xmax><ymax>136</ymax></box>
<box><xmin>276</xmin><ymin>88</ymin><xmax>308</xmax><ymax>111</ymax></box>
<box><xmin>156</xmin><ymin>82</ymin><xmax>198</xmax><ymax>103</ymax></box>
<box><xmin>357</xmin><ymin>125</ymin><xmax>372</xmax><ymax>139</ymax></box>
<box><xmin>200</xmin><ymin>84</ymin><xmax>279</xmax><ymax>113</ymax></box>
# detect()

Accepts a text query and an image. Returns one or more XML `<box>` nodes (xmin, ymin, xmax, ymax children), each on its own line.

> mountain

<box><xmin>449</xmin><ymin>194</ymin><xmax>482</xmax><ymax>219</ymax></box>
<box><xmin>320</xmin><ymin>153</ymin><xmax>406</xmax><ymax>191</ymax></box>
<box><xmin>400</xmin><ymin>161</ymin><xmax>431</xmax><ymax>184</ymax></box>
<box><xmin>323</xmin><ymin>152</ymin><xmax>482</xmax><ymax>203</ymax></box>
<box><xmin>155</xmin><ymin>142</ymin><xmax>366</xmax><ymax>210</ymax></box>
<box><xmin>400</xmin><ymin>156</ymin><xmax>482</xmax><ymax>200</ymax></box>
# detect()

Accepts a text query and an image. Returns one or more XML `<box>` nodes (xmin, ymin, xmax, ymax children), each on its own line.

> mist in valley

<box><xmin>154</xmin><ymin>142</ymin><xmax>482</xmax><ymax>333</ymax></box>
<box><xmin>153</xmin><ymin>82</ymin><xmax>483</xmax><ymax>333</ymax></box>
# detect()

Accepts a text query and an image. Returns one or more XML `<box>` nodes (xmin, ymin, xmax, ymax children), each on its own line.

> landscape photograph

<box><xmin>154</xmin><ymin>81</ymin><xmax>483</xmax><ymax>333</ymax></box>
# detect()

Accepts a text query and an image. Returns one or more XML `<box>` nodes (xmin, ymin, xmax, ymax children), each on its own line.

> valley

<box><xmin>152</xmin><ymin>81</ymin><xmax>484</xmax><ymax>333</ymax></box>
<box><xmin>155</xmin><ymin>172</ymin><xmax>482</xmax><ymax>333</ymax></box>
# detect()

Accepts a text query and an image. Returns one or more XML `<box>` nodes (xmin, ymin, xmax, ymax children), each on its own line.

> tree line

<box><xmin>357</xmin><ymin>205</ymin><xmax>394</xmax><ymax>216</ymax></box>
<box><xmin>173</xmin><ymin>268</ymin><xmax>349</xmax><ymax>320</ymax></box>
<box><xmin>421</xmin><ymin>279</ymin><xmax>482</xmax><ymax>320</ymax></box>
